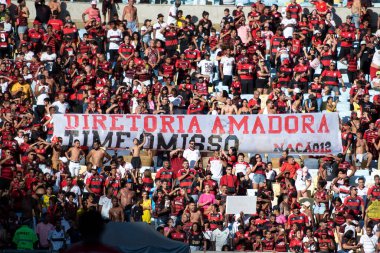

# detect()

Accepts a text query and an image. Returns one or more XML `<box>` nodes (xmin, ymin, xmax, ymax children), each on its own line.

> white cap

<box><xmin>314</xmin><ymin>30</ymin><xmax>321</xmax><ymax>35</ymax></box>
<box><xmin>91</xmin><ymin>0</ymin><xmax>97</xmax><ymax>4</ymax></box>
<box><xmin>236</xmin><ymin>2</ymin><xmax>243</xmax><ymax>6</ymax></box>
<box><xmin>303</xmin><ymin>201</ymin><xmax>311</xmax><ymax>207</ymax></box>
<box><xmin>0</xmin><ymin>0</ymin><xmax>6</xmax><ymax>5</ymax></box>
<box><xmin>293</xmin><ymin>88</ymin><xmax>301</xmax><ymax>94</ymax></box>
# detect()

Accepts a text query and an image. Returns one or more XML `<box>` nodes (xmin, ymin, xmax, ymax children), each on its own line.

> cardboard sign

<box><xmin>226</xmin><ymin>196</ymin><xmax>257</xmax><ymax>214</ymax></box>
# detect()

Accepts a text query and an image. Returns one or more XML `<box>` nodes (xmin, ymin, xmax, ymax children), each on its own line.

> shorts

<box><xmin>131</xmin><ymin>156</ymin><xmax>142</xmax><ymax>169</ymax></box>
<box><xmin>256</xmin><ymin>78</ymin><xmax>269</xmax><ymax>89</ymax></box>
<box><xmin>356</xmin><ymin>153</ymin><xmax>368</xmax><ymax>163</ymax></box>
<box><xmin>252</xmin><ymin>174</ymin><xmax>266</xmax><ymax>184</ymax></box>
<box><xmin>326</xmin><ymin>85</ymin><xmax>339</xmax><ymax>94</ymax></box>
<box><xmin>102</xmin><ymin>0</ymin><xmax>112</xmax><ymax>15</ymax></box>
<box><xmin>314</xmin><ymin>203</ymin><xmax>327</xmax><ymax>214</ymax></box>
<box><xmin>17</xmin><ymin>26</ymin><xmax>27</xmax><ymax>34</ymax></box>
<box><xmin>127</xmin><ymin>21</ymin><xmax>138</xmax><ymax>33</ymax></box>
<box><xmin>142</xmin><ymin>36</ymin><xmax>151</xmax><ymax>45</ymax></box>
<box><xmin>295</xmin><ymin>181</ymin><xmax>307</xmax><ymax>191</ymax></box>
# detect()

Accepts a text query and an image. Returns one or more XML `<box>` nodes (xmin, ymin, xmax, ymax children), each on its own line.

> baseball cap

<box><xmin>91</xmin><ymin>0</ymin><xmax>97</xmax><ymax>4</ymax></box>
<box><xmin>314</xmin><ymin>30</ymin><xmax>321</xmax><ymax>35</ymax></box>
<box><xmin>236</xmin><ymin>2</ymin><xmax>243</xmax><ymax>7</ymax></box>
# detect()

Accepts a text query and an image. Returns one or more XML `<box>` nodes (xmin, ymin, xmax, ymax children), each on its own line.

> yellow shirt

<box><xmin>10</xmin><ymin>82</ymin><xmax>32</xmax><ymax>100</ymax></box>
<box><xmin>177</xmin><ymin>17</ymin><xmax>186</xmax><ymax>28</ymax></box>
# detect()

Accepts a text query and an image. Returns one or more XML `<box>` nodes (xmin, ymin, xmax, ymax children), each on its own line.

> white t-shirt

<box><xmin>208</xmin><ymin>158</ymin><xmax>223</xmax><ymax>180</ymax></box>
<box><xmin>107</xmin><ymin>29</ymin><xmax>123</xmax><ymax>50</ymax></box>
<box><xmin>281</xmin><ymin>18</ymin><xmax>297</xmax><ymax>38</ymax></box>
<box><xmin>167</xmin><ymin>5</ymin><xmax>178</xmax><ymax>25</ymax></box>
<box><xmin>0</xmin><ymin>81</ymin><xmax>9</xmax><ymax>93</ymax></box>
<box><xmin>220</xmin><ymin>56</ymin><xmax>234</xmax><ymax>76</ymax></box>
<box><xmin>40</xmin><ymin>52</ymin><xmax>57</xmax><ymax>62</ymax></box>
<box><xmin>35</xmin><ymin>83</ymin><xmax>50</xmax><ymax>105</ymax></box>
<box><xmin>372</xmin><ymin>50</ymin><xmax>380</xmax><ymax>66</ymax></box>
<box><xmin>99</xmin><ymin>195</ymin><xmax>113</xmax><ymax>219</ymax></box>
<box><xmin>198</xmin><ymin>59</ymin><xmax>214</xmax><ymax>77</ymax></box>
<box><xmin>140</xmin><ymin>25</ymin><xmax>152</xmax><ymax>40</ymax></box>
<box><xmin>118</xmin><ymin>162</ymin><xmax>133</xmax><ymax>178</ymax></box>
<box><xmin>302</xmin><ymin>236</ymin><xmax>318</xmax><ymax>252</ymax></box>
<box><xmin>183</xmin><ymin>148</ymin><xmax>201</xmax><ymax>168</ymax></box>
<box><xmin>51</xmin><ymin>101</ymin><xmax>69</xmax><ymax>114</ymax></box>
<box><xmin>359</xmin><ymin>234</ymin><xmax>378</xmax><ymax>253</ymax></box>
<box><xmin>62</xmin><ymin>185</ymin><xmax>82</xmax><ymax>205</ymax></box>
<box><xmin>211</xmin><ymin>228</ymin><xmax>230</xmax><ymax>251</ymax></box>
<box><xmin>153</xmin><ymin>22</ymin><xmax>167</xmax><ymax>42</ymax></box>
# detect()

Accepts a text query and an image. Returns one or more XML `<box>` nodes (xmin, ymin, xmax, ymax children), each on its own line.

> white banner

<box><xmin>52</xmin><ymin>113</ymin><xmax>342</xmax><ymax>154</ymax></box>
<box><xmin>226</xmin><ymin>196</ymin><xmax>257</xmax><ymax>214</ymax></box>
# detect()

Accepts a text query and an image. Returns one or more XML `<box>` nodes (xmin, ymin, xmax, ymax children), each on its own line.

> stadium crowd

<box><xmin>0</xmin><ymin>0</ymin><xmax>380</xmax><ymax>252</ymax></box>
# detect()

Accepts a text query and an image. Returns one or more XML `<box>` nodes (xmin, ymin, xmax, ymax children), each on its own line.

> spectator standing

<box><xmin>183</xmin><ymin>140</ymin><xmax>201</xmax><ymax>169</ymax></box>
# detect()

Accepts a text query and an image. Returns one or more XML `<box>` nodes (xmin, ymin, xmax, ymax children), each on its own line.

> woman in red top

<box><xmin>221</xmin><ymin>147</ymin><xmax>237</xmax><ymax>167</ymax></box>
<box><xmin>16</xmin><ymin>0</ymin><xmax>29</xmax><ymax>41</ymax></box>
<box><xmin>289</xmin><ymin>230</ymin><xmax>303</xmax><ymax>252</ymax></box>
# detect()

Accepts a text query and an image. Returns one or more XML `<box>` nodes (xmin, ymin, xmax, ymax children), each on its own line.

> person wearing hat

<box><xmin>235</xmin><ymin>2</ymin><xmax>244</xmax><ymax>21</ymax></box>
<box><xmin>153</xmin><ymin>13</ymin><xmax>167</xmax><ymax>42</ymax></box>
<box><xmin>287</xmin><ymin>202</ymin><xmax>310</xmax><ymax>230</ymax></box>
<box><xmin>82</xmin><ymin>0</ymin><xmax>100</xmax><ymax>24</ymax></box>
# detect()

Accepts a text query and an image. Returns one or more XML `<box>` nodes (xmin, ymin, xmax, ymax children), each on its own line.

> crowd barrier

<box><xmin>24</xmin><ymin>1</ymin><xmax>380</xmax><ymax>28</ymax></box>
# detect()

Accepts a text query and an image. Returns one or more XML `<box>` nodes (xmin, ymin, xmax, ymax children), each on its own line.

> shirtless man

<box><xmin>260</xmin><ymin>99</ymin><xmax>277</xmax><ymax>114</ymax></box>
<box><xmin>86</xmin><ymin>140</ymin><xmax>112</xmax><ymax>170</ymax></box>
<box><xmin>355</xmin><ymin>132</ymin><xmax>373</xmax><ymax>170</ymax></box>
<box><xmin>351</xmin><ymin>0</ymin><xmax>361</xmax><ymax>30</ymax></box>
<box><xmin>221</xmin><ymin>98</ymin><xmax>238</xmax><ymax>115</ymax></box>
<box><xmin>130</xmin><ymin>133</ymin><xmax>146</xmax><ymax>177</ymax></box>
<box><xmin>109</xmin><ymin>197</ymin><xmax>125</xmax><ymax>222</ymax></box>
<box><xmin>65</xmin><ymin>139</ymin><xmax>85</xmax><ymax>178</ymax></box>
<box><xmin>188</xmin><ymin>202</ymin><xmax>204</xmax><ymax>226</ymax></box>
<box><xmin>118</xmin><ymin>180</ymin><xmax>136</xmax><ymax>222</ymax></box>
<box><xmin>51</xmin><ymin>138</ymin><xmax>62</xmax><ymax>170</ymax></box>
<box><xmin>122</xmin><ymin>0</ymin><xmax>138</xmax><ymax>33</ymax></box>
<box><xmin>49</xmin><ymin>0</ymin><xmax>61</xmax><ymax>15</ymax></box>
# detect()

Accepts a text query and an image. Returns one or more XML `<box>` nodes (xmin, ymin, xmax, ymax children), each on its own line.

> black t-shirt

<box><xmin>323</xmin><ymin>161</ymin><xmax>339</xmax><ymax>181</ymax></box>
<box><xmin>131</xmin><ymin>204</ymin><xmax>143</xmax><ymax>222</ymax></box>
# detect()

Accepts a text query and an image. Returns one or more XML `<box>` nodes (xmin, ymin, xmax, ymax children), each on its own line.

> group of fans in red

<box><xmin>0</xmin><ymin>0</ymin><xmax>380</xmax><ymax>252</ymax></box>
